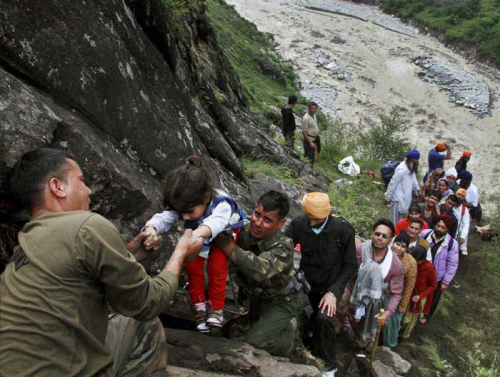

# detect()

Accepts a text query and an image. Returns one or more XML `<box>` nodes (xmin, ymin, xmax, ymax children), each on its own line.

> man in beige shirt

<box><xmin>302</xmin><ymin>101</ymin><xmax>320</xmax><ymax>165</ymax></box>
<box><xmin>0</xmin><ymin>148</ymin><xmax>202</xmax><ymax>377</ymax></box>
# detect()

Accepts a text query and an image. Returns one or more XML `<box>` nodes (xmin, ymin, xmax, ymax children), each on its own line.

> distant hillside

<box><xmin>380</xmin><ymin>0</ymin><xmax>500</xmax><ymax>66</ymax></box>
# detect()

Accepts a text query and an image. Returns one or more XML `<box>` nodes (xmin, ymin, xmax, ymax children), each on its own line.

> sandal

<box><xmin>418</xmin><ymin>318</ymin><xmax>427</xmax><ymax>325</ymax></box>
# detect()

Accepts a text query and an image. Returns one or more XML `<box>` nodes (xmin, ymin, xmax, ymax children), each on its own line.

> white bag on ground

<box><xmin>338</xmin><ymin>156</ymin><xmax>360</xmax><ymax>176</ymax></box>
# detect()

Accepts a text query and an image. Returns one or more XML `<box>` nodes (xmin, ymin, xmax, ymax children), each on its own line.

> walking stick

<box><xmin>369</xmin><ymin>308</ymin><xmax>385</xmax><ymax>370</ymax></box>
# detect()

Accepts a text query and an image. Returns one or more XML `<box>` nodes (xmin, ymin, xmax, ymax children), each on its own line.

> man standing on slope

<box><xmin>281</xmin><ymin>95</ymin><xmax>298</xmax><ymax>151</ymax></box>
<box><xmin>302</xmin><ymin>101</ymin><xmax>321</xmax><ymax>165</ymax></box>
<box><xmin>420</xmin><ymin>214</ymin><xmax>459</xmax><ymax>322</ymax></box>
<box><xmin>384</xmin><ymin>150</ymin><xmax>421</xmax><ymax>225</ymax></box>
<box><xmin>0</xmin><ymin>148</ymin><xmax>203</xmax><ymax>377</ymax></box>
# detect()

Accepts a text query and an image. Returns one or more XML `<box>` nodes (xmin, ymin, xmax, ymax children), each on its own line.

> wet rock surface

<box><xmin>414</xmin><ymin>57</ymin><xmax>491</xmax><ymax>117</ymax></box>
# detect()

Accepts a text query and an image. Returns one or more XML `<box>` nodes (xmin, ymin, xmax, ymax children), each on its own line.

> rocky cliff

<box><xmin>0</xmin><ymin>0</ymin><xmax>327</xmax><ymax>269</ymax></box>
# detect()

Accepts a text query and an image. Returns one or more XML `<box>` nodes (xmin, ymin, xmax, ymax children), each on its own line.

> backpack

<box><xmin>380</xmin><ymin>159</ymin><xmax>401</xmax><ymax>187</ymax></box>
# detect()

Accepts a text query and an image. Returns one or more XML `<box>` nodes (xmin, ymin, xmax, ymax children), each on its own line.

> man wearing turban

<box><xmin>419</xmin><ymin>214</ymin><xmax>459</xmax><ymax>322</ymax></box>
<box><xmin>285</xmin><ymin>192</ymin><xmax>357</xmax><ymax>376</ymax></box>
<box><xmin>424</xmin><ymin>142</ymin><xmax>452</xmax><ymax>183</ymax></box>
<box><xmin>458</xmin><ymin>171</ymin><xmax>482</xmax><ymax>223</ymax></box>
<box><xmin>455</xmin><ymin>150</ymin><xmax>472</xmax><ymax>175</ymax></box>
<box><xmin>384</xmin><ymin>150</ymin><xmax>421</xmax><ymax>225</ymax></box>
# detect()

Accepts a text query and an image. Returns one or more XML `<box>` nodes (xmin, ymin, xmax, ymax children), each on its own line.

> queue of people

<box><xmin>0</xmin><ymin>143</ymin><xmax>481</xmax><ymax>377</ymax></box>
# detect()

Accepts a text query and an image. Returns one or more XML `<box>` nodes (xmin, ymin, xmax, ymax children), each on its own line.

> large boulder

<box><xmin>165</xmin><ymin>328</ymin><xmax>320</xmax><ymax>377</ymax></box>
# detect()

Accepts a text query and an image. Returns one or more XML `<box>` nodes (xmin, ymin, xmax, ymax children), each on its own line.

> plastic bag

<box><xmin>338</xmin><ymin>156</ymin><xmax>360</xmax><ymax>176</ymax></box>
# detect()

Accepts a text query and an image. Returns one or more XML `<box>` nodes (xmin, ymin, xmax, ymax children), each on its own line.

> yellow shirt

<box><xmin>0</xmin><ymin>211</ymin><xmax>178</xmax><ymax>377</ymax></box>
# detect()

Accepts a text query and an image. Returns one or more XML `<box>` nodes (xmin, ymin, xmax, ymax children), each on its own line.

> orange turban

<box><xmin>301</xmin><ymin>192</ymin><xmax>331</xmax><ymax>219</ymax></box>
<box><xmin>436</xmin><ymin>142</ymin><xmax>447</xmax><ymax>152</ymax></box>
<box><xmin>461</xmin><ymin>150</ymin><xmax>472</xmax><ymax>158</ymax></box>
<box><xmin>456</xmin><ymin>188</ymin><xmax>467</xmax><ymax>199</ymax></box>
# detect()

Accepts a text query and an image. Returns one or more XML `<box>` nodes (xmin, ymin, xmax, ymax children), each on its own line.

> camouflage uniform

<box><xmin>230</xmin><ymin>224</ymin><xmax>301</xmax><ymax>357</ymax></box>
<box><xmin>105</xmin><ymin>314</ymin><xmax>167</xmax><ymax>377</ymax></box>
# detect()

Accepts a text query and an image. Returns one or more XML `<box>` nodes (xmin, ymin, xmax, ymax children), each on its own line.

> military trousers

<box><xmin>245</xmin><ymin>292</ymin><xmax>302</xmax><ymax>357</ymax></box>
<box><xmin>105</xmin><ymin>315</ymin><xmax>167</xmax><ymax>377</ymax></box>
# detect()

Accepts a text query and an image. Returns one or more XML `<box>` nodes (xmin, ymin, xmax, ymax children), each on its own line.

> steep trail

<box><xmin>226</xmin><ymin>0</ymin><xmax>500</xmax><ymax>212</ymax></box>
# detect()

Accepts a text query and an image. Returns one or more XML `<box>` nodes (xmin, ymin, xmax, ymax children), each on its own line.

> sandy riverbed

<box><xmin>226</xmin><ymin>0</ymin><xmax>500</xmax><ymax>212</ymax></box>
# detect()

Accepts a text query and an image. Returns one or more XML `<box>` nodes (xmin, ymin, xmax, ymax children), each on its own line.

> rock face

<box><xmin>165</xmin><ymin>328</ymin><xmax>320</xmax><ymax>377</ymax></box>
<box><xmin>0</xmin><ymin>0</ymin><xmax>326</xmax><ymax>268</ymax></box>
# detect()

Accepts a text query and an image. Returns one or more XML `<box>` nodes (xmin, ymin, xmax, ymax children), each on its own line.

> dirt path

<box><xmin>226</xmin><ymin>0</ymin><xmax>500</xmax><ymax>212</ymax></box>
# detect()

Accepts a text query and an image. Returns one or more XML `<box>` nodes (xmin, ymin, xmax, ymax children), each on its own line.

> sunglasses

<box><xmin>374</xmin><ymin>232</ymin><xmax>391</xmax><ymax>240</ymax></box>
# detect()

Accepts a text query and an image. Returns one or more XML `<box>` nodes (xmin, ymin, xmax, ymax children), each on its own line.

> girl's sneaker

<box><xmin>206</xmin><ymin>309</ymin><xmax>224</xmax><ymax>328</ymax></box>
<box><xmin>194</xmin><ymin>303</ymin><xmax>210</xmax><ymax>333</ymax></box>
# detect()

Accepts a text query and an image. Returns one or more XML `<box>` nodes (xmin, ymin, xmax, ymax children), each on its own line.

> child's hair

<box><xmin>162</xmin><ymin>156</ymin><xmax>215</xmax><ymax>213</ymax></box>
<box><xmin>410</xmin><ymin>245</ymin><xmax>427</xmax><ymax>262</ymax></box>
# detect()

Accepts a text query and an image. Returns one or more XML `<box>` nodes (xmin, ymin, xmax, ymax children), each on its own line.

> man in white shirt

<box><xmin>454</xmin><ymin>188</ymin><xmax>471</xmax><ymax>255</ymax></box>
<box><xmin>384</xmin><ymin>150</ymin><xmax>421</xmax><ymax>224</ymax></box>
<box><xmin>457</xmin><ymin>171</ymin><xmax>481</xmax><ymax>224</ymax></box>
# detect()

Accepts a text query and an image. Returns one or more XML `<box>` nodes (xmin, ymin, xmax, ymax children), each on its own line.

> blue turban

<box><xmin>459</xmin><ymin>171</ymin><xmax>473</xmax><ymax>181</ymax></box>
<box><xmin>406</xmin><ymin>149</ymin><xmax>420</xmax><ymax>160</ymax></box>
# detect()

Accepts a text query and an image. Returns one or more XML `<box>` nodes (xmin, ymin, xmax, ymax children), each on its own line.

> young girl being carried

<box><xmin>143</xmin><ymin>156</ymin><xmax>246</xmax><ymax>332</ymax></box>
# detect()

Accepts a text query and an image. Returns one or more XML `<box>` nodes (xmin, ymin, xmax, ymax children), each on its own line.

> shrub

<box><xmin>358</xmin><ymin>107</ymin><xmax>412</xmax><ymax>161</ymax></box>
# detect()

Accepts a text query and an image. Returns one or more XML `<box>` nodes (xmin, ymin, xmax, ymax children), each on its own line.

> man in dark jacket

<box><xmin>285</xmin><ymin>192</ymin><xmax>357</xmax><ymax>376</ymax></box>
<box><xmin>281</xmin><ymin>95</ymin><xmax>297</xmax><ymax>151</ymax></box>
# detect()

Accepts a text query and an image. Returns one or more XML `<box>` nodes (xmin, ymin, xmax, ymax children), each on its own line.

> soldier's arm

<box><xmin>230</xmin><ymin>242</ymin><xmax>292</xmax><ymax>283</ymax></box>
<box><xmin>76</xmin><ymin>215</ymin><xmax>201</xmax><ymax>322</ymax></box>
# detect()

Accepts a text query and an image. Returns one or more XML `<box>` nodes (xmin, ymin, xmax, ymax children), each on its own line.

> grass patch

<box><xmin>241</xmin><ymin>157</ymin><xmax>305</xmax><ymax>187</ymax></box>
<box><xmin>206</xmin><ymin>0</ymin><xmax>306</xmax><ymax>116</ymax></box>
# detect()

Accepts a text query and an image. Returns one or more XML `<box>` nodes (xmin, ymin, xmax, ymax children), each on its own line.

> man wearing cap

<box><xmin>454</xmin><ymin>189</ymin><xmax>471</xmax><ymax>256</ymax></box>
<box><xmin>458</xmin><ymin>171</ymin><xmax>481</xmax><ymax>223</ymax></box>
<box><xmin>285</xmin><ymin>192</ymin><xmax>357</xmax><ymax>375</ymax></box>
<box><xmin>420</xmin><ymin>214</ymin><xmax>459</xmax><ymax>321</ymax></box>
<box><xmin>424</xmin><ymin>142</ymin><xmax>452</xmax><ymax>183</ymax></box>
<box><xmin>455</xmin><ymin>150</ymin><xmax>472</xmax><ymax>175</ymax></box>
<box><xmin>384</xmin><ymin>150</ymin><xmax>421</xmax><ymax>225</ymax></box>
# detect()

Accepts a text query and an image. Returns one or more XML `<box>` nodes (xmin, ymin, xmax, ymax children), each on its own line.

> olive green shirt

<box><xmin>230</xmin><ymin>225</ymin><xmax>295</xmax><ymax>297</ymax></box>
<box><xmin>0</xmin><ymin>211</ymin><xmax>178</xmax><ymax>377</ymax></box>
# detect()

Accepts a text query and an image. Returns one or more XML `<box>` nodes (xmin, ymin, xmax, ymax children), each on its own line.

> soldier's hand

<box><xmin>319</xmin><ymin>292</ymin><xmax>337</xmax><ymax>317</ymax></box>
<box><xmin>214</xmin><ymin>230</ymin><xmax>235</xmax><ymax>256</ymax></box>
<box><xmin>175</xmin><ymin>230</ymin><xmax>203</xmax><ymax>261</ymax></box>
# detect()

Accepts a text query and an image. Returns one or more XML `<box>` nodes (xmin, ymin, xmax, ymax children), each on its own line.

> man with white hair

<box><xmin>445</xmin><ymin>168</ymin><xmax>459</xmax><ymax>192</ymax></box>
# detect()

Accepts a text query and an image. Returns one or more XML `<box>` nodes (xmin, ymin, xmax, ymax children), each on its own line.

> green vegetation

<box><xmin>206</xmin><ymin>0</ymin><xmax>305</xmax><ymax>116</ymax></box>
<box><xmin>381</xmin><ymin>0</ymin><xmax>500</xmax><ymax>65</ymax></box>
<box><xmin>241</xmin><ymin>157</ymin><xmax>305</xmax><ymax>187</ymax></box>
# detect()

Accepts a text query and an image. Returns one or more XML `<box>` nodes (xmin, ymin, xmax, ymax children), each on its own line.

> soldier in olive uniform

<box><xmin>215</xmin><ymin>191</ymin><xmax>301</xmax><ymax>357</ymax></box>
